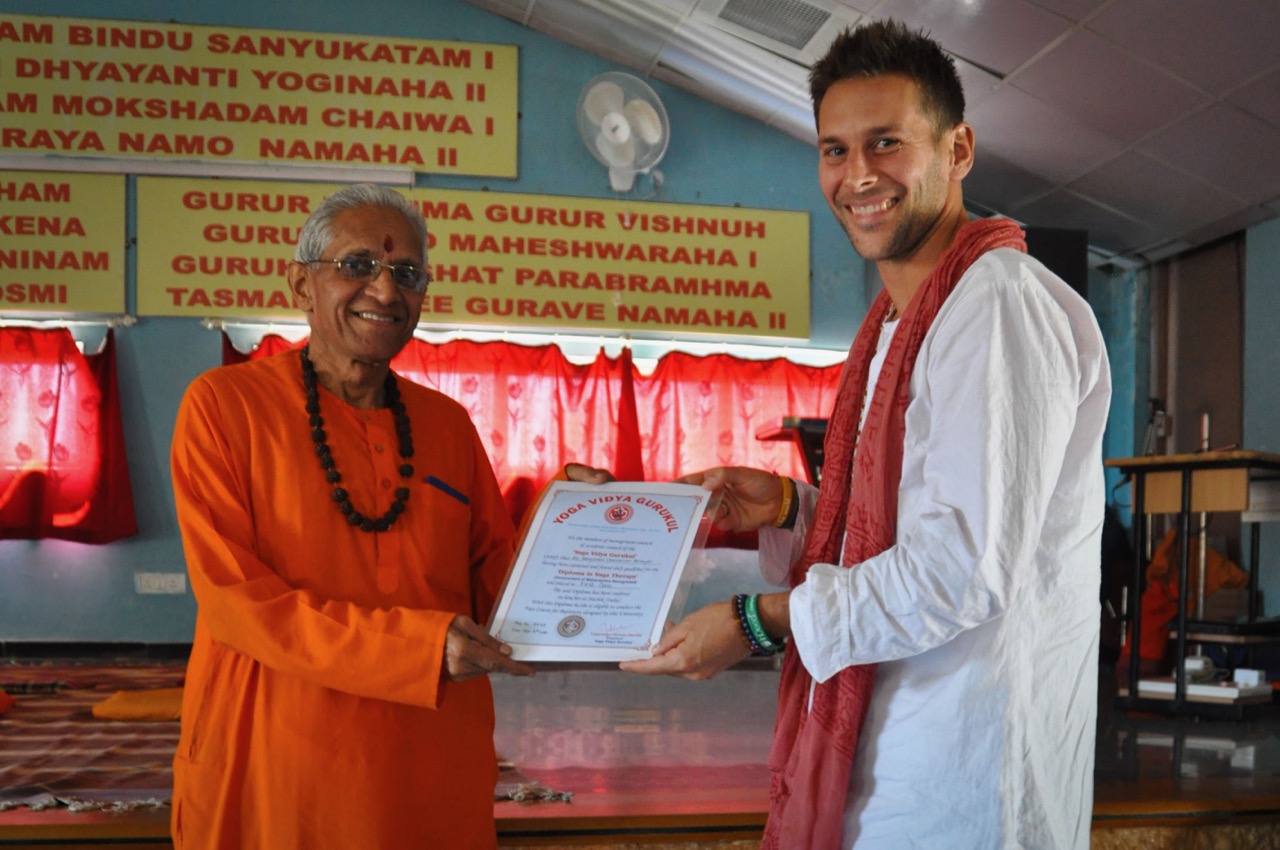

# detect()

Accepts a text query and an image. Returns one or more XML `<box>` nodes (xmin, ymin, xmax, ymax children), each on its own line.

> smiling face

<box><xmin>287</xmin><ymin>205</ymin><xmax>424</xmax><ymax>377</ymax></box>
<box><xmin>817</xmin><ymin>73</ymin><xmax>972</xmax><ymax>271</ymax></box>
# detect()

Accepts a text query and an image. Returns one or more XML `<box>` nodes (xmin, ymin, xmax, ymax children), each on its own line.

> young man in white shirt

<box><xmin>622</xmin><ymin>19</ymin><xmax>1110</xmax><ymax>850</ymax></box>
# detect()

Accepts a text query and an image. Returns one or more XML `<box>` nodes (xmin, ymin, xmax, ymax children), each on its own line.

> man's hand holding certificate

<box><xmin>488</xmin><ymin>481</ymin><xmax>715</xmax><ymax>661</ymax></box>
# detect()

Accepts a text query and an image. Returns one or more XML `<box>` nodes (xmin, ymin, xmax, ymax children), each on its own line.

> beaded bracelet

<box><xmin>732</xmin><ymin>594</ymin><xmax>767</xmax><ymax>654</ymax></box>
<box><xmin>772</xmin><ymin>475</ymin><xmax>795</xmax><ymax>528</ymax></box>
<box><xmin>743</xmin><ymin>594</ymin><xmax>782</xmax><ymax>655</ymax></box>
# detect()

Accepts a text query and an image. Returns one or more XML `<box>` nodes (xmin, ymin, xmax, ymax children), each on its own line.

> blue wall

<box><xmin>1245</xmin><ymin>218</ymin><xmax>1280</xmax><ymax>614</ymax></box>
<box><xmin>1089</xmin><ymin>265</ymin><xmax>1147</xmax><ymax>527</ymax></box>
<box><xmin>0</xmin><ymin>0</ymin><xmax>1145</xmax><ymax>641</ymax></box>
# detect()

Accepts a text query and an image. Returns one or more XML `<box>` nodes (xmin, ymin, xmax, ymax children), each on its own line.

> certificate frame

<box><xmin>488</xmin><ymin>481</ymin><xmax>717</xmax><ymax>661</ymax></box>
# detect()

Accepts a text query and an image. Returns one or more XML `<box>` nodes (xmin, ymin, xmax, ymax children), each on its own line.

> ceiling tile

<box><xmin>765</xmin><ymin>98</ymin><xmax>819</xmax><ymax>140</ymax></box>
<box><xmin>1138</xmin><ymin>104</ymin><xmax>1280</xmax><ymax>204</ymax></box>
<box><xmin>1010</xmin><ymin>29</ymin><xmax>1210</xmax><ymax>143</ymax></box>
<box><xmin>1087</xmin><ymin>0</ymin><xmax>1280</xmax><ymax>95</ymax></box>
<box><xmin>1008</xmin><ymin>189</ymin><xmax>1163</xmax><ymax>255</ymax></box>
<box><xmin>1022</xmin><ymin>0</ymin><xmax>1108</xmax><ymax>23</ymax></box>
<box><xmin>1229</xmin><ymin>67</ymin><xmax>1280</xmax><ymax>131</ymax></box>
<box><xmin>649</xmin><ymin>0</ymin><xmax>699</xmax><ymax>12</ymax></box>
<box><xmin>659</xmin><ymin>19</ymin><xmax>812</xmax><ymax>106</ymax></box>
<box><xmin>1183</xmin><ymin>205</ymin><xmax>1280</xmax><ymax>247</ymax></box>
<box><xmin>527</xmin><ymin>0</ymin><xmax>680</xmax><ymax>69</ymax></box>
<box><xmin>1068</xmin><ymin>151</ymin><xmax>1240</xmax><ymax>234</ymax></box>
<box><xmin>966</xmin><ymin>151</ymin><xmax>1056</xmax><ymax>211</ymax></box>
<box><xmin>953</xmin><ymin>57</ymin><xmax>1003</xmax><ymax>111</ymax></box>
<box><xmin>967</xmin><ymin>85</ymin><xmax>1125</xmax><ymax>183</ymax></box>
<box><xmin>536</xmin><ymin>30</ymin><xmax>650</xmax><ymax>75</ymax></box>
<box><xmin>651</xmin><ymin>53</ymin><xmax>774</xmax><ymax>121</ymax></box>
<box><xmin>463</xmin><ymin>0</ymin><xmax>535</xmax><ymax>22</ymax></box>
<box><xmin>654</xmin><ymin>35</ymin><xmax>810</xmax><ymax>132</ymax></box>
<box><xmin>871</xmin><ymin>0</ymin><xmax>1074</xmax><ymax>76</ymax></box>
<box><xmin>1139</xmin><ymin>240</ymin><xmax>1197</xmax><ymax>263</ymax></box>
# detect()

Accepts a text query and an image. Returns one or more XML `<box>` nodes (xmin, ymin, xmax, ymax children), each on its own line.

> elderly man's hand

<box><xmin>444</xmin><ymin>616</ymin><xmax>534</xmax><ymax>681</ymax></box>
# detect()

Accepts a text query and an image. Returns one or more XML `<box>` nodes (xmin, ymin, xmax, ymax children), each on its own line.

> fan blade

<box><xmin>624</xmin><ymin>99</ymin><xmax>664</xmax><ymax>146</ymax></box>
<box><xmin>583</xmin><ymin>81</ymin><xmax>625</xmax><ymax>125</ymax></box>
<box><xmin>594</xmin><ymin>131</ymin><xmax>636</xmax><ymax>168</ymax></box>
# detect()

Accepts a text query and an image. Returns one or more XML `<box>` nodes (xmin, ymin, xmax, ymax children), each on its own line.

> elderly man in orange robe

<box><xmin>171</xmin><ymin>184</ymin><xmax>599</xmax><ymax>848</ymax></box>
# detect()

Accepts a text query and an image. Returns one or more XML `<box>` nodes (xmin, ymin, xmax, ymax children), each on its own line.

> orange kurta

<box><xmin>170</xmin><ymin>350</ymin><xmax>516</xmax><ymax>850</ymax></box>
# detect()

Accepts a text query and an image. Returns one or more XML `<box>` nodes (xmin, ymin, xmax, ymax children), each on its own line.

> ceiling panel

<box><xmin>1087</xmin><ymin>0</ymin><xmax>1280</xmax><ymax>96</ymax></box>
<box><xmin>966</xmin><ymin>151</ymin><xmax>1057</xmax><ymax>212</ymax></box>
<box><xmin>1183</xmin><ymin>205</ymin><xmax>1280</xmax><ymax>248</ymax></box>
<box><xmin>872</xmin><ymin>0</ymin><xmax>1075</xmax><ymax>76</ymax></box>
<box><xmin>952</xmin><ymin>58</ymin><xmax>1004</xmax><ymax>111</ymax></box>
<box><xmin>1138</xmin><ymin>103</ymin><xmax>1280</xmax><ymax>204</ymax></box>
<box><xmin>1009</xmin><ymin>29</ymin><xmax>1210</xmax><ymax>143</ymax></box>
<box><xmin>525</xmin><ymin>0</ymin><xmax>680</xmax><ymax>70</ymax></box>
<box><xmin>649</xmin><ymin>0</ymin><xmax>699</xmax><ymax>11</ymax></box>
<box><xmin>1021</xmin><ymin>0</ymin><xmax>1109</xmax><ymax>23</ymax></box>
<box><xmin>967</xmin><ymin>85</ymin><xmax>1126</xmax><ymax>184</ymax></box>
<box><xmin>1010</xmin><ymin>189</ymin><xmax>1164</xmax><ymax>255</ymax></box>
<box><xmin>466</xmin><ymin>0</ymin><xmax>534</xmax><ymax>20</ymax></box>
<box><xmin>1068</xmin><ymin>151</ymin><xmax>1241</xmax><ymax>235</ymax></box>
<box><xmin>1230</xmin><ymin>68</ymin><xmax>1280</xmax><ymax>129</ymax></box>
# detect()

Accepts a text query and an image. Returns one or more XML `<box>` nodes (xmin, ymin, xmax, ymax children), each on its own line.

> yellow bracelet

<box><xmin>772</xmin><ymin>475</ymin><xmax>795</xmax><ymax>528</ymax></box>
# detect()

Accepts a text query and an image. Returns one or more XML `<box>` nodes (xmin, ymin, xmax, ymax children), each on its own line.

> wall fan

<box><xmin>576</xmin><ymin>72</ymin><xmax>670</xmax><ymax>193</ymax></box>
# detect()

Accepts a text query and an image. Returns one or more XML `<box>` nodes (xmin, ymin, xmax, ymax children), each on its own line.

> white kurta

<box><xmin>761</xmin><ymin>248</ymin><xmax>1110</xmax><ymax>850</ymax></box>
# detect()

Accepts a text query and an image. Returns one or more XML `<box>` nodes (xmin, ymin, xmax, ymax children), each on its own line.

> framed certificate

<box><xmin>488</xmin><ymin>481</ymin><xmax>716</xmax><ymax>661</ymax></box>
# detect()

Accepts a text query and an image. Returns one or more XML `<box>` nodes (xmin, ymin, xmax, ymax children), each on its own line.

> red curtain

<box><xmin>224</xmin><ymin>333</ymin><xmax>301</xmax><ymax>364</ymax></box>
<box><xmin>392</xmin><ymin>340</ymin><xmax>642</xmax><ymax>488</ymax></box>
<box><xmin>0</xmin><ymin>328</ymin><xmax>137</xmax><ymax>542</ymax></box>
<box><xmin>229</xmin><ymin>334</ymin><xmax>841</xmax><ymax>528</ymax></box>
<box><xmin>635</xmin><ymin>351</ymin><xmax>842</xmax><ymax>483</ymax></box>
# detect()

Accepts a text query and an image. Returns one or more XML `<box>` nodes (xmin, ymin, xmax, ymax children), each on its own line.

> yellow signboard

<box><xmin>0</xmin><ymin>170</ymin><xmax>126</xmax><ymax>314</ymax></box>
<box><xmin>136</xmin><ymin>177</ymin><xmax>810</xmax><ymax>339</ymax></box>
<box><xmin>0</xmin><ymin>14</ymin><xmax>518</xmax><ymax>177</ymax></box>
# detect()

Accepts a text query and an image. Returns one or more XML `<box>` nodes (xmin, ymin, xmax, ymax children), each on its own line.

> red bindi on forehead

<box><xmin>383</xmin><ymin>234</ymin><xmax>394</xmax><ymax>252</ymax></box>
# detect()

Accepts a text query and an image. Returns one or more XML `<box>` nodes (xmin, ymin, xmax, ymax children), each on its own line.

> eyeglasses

<box><xmin>304</xmin><ymin>256</ymin><xmax>431</xmax><ymax>294</ymax></box>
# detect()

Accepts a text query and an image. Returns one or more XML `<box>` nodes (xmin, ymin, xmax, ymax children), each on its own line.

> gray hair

<box><xmin>294</xmin><ymin>183</ymin><xmax>427</xmax><ymax>263</ymax></box>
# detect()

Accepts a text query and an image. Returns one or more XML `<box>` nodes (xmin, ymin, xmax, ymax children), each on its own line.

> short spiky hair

<box><xmin>808</xmin><ymin>19</ymin><xmax>965</xmax><ymax>135</ymax></box>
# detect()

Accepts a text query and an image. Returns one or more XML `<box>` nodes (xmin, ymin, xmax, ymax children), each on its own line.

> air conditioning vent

<box><xmin>693</xmin><ymin>0</ymin><xmax>859</xmax><ymax>63</ymax></box>
<box><xmin>718</xmin><ymin>0</ymin><xmax>830</xmax><ymax>50</ymax></box>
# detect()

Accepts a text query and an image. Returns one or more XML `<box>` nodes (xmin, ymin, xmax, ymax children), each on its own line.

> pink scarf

<box><xmin>762</xmin><ymin>218</ymin><xmax>1027</xmax><ymax>849</ymax></box>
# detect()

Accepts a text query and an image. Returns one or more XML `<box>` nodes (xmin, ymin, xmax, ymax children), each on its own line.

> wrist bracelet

<box><xmin>732</xmin><ymin>594</ymin><xmax>766</xmax><ymax>654</ymax></box>
<box><xmin>744</xmin><ymin>594</ymin><xmax>781</xmax><ymax>655</ymax></box>
<box><xmin>772</xmin><ymin>475</ymin><xmax>795</xmax><ymax>528</ymax></box>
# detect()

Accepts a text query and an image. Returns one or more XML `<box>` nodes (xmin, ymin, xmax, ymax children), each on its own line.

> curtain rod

<box><xmin>0</xmin><ymin>316</ymin><xmax>134</xmax><ymax>355</ymax></box>
<box><xmin>413</xmin><ymin>328</ymin><xmax>847</xmax><ymax>365</ymax></box>
<box><xmin>0</xmin><ymin>315</ymin><xmax>136</xmax><ymax>329</ymax></box>
<box><xmin>202</xmin><ymin>318</ymin><xmax>306</xmax><ymax>334</ymax></box>
<box><xmin>201</xmin><ymin>319</ymin><xmax>846</xmax><ymax>366</ymax></box>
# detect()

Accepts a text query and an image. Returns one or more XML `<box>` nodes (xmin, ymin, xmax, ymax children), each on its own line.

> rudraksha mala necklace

<box><xmin>301</xmin><ymin>346</ymin><xmax>414</xmax><ymax>532</ymax></box>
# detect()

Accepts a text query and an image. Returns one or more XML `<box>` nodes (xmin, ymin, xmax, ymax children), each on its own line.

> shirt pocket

<box><xmin>399</xmin><ymin>473</ymin><xmax>478</xmax><ymax>611</ymax></box>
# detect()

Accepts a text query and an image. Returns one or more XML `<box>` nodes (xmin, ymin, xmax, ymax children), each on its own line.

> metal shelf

<box><xmin>1106</xmin><ymin>450</ymin><xmax>1280</xmax><ymax>717</ymax></box>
